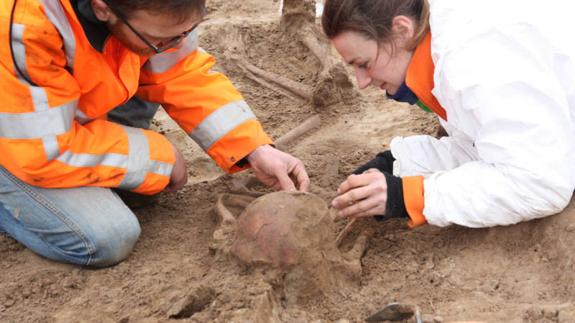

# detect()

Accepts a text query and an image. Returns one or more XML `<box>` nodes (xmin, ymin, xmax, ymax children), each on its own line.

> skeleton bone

<box><xmin>227</xmin><ymin>0</ymin><xmax>355</xmax><ymax>107</ymax></box>
<box><xmin>336</xmin><ymin>217</ymin><xmax>357</xmax><ymax>247</ymax></box>
<box><xmin>275</xmin><ymin>114</ymin><xmax>320</xmax><ymax>149</ymax></box>
<box><xmin>232</xmin><ymin>55</ymin><xmax>312</xmax><ymax>101</ymax></box>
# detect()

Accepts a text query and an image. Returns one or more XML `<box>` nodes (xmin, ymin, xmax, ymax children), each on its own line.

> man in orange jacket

<box><xmin>0</xmin><ymin>0</ymin><xmax>309</xmax><ymax>267</ymax></box>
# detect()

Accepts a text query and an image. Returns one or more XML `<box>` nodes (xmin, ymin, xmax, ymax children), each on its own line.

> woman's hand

<box><xmin>331</xmin><ymin>169</ymin><xmax>388</xmax><ymax>219</ymax></box>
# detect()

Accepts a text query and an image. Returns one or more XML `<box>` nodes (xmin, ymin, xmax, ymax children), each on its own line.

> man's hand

<box><xmin>165</xmin><ymin>144</ymin><xmax>188</xmax><ymax>192</ymax></box>
<box><xmin>247</xmin><ymin>145</ymin><xmax>310</xmax><ymax>191</ymax></box>
<box><xmin>331</xmin><ymin>169</ymin><xmax>388</xmax><ymax>219</ymax></box>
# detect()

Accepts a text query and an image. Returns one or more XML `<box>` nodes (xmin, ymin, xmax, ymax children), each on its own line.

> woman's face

<box><xmin>331</xmin><ymin>31</ymin><xmax>414</xmax><ymax>95</ymax></box>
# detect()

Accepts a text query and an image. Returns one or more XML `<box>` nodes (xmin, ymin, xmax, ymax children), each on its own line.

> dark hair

<box><xmin>106</xmin><ymin>0</ymin><xmax>206</xmax><ymax>23</ymax></box>
<box><xmin>322</xmin><ymin>0</ymin><xmax>429</xmax><ymax>50</ymax></box>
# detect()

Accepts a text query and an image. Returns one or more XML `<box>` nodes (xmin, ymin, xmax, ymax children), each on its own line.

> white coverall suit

<box><xmin>391</xmin><ymin>0</ymin><xmax>575</xmax><ymax>227</ymax></box>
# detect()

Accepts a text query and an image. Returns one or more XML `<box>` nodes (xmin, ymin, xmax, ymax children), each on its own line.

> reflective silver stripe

<box><xmin>42</xmin><ymin>136</ymin><xmax>60</xmax><ymax>160</ymax></box>
<box><xmin>0</xmin><ymin>101</ymin><xmax>76</xmax><ymax>139</ymax></box>
<box><xmin>144</xmin><ymin>29</ymin><xmax>199</xmax><ymax>73</ymax></box>
<box><xmin>30</xmin><ymin>86</ymin><xmax>49</xmax><ymax>111</ymax></box>
<box><xmin>38</xmin><ymin>0</ymin><xmax>76</xmax><ymax>70</ymax></box>
<box><xmin>11</xmin><ymin>24</ymin><xmax>30</xmax><ymax>80</ymax></box>
<box><xmin>74</xmin><ymin>109</ymin><xmax>92</xmax><ymax>124</ymax></box>
<box><xmin>56</xmin><ymin>127</ymin><xmax>171</xmax><ymax>189</ymax></box>
<box><xmin>150</xmin><ymin>161</ymin><xmax>174</xmax><ymax>177</ymax></box>
<box><xmin>56</xmin><ymin>151</ymin><xmax>173</xmax><ymax>178</ymax></box>
<box><xmin>57</xmin><ymin>151</ymin><xmax>128</xmax><ymax>168</ymax></box>
<box><xmin>189</xmin><ymin>100</ymin><xmax>256</xmax><ymax>150</ymax></box>
<box><xmin>118</xmin><ymin>126</ymin><xmax>150</xmax><ymax>190</ymax></box>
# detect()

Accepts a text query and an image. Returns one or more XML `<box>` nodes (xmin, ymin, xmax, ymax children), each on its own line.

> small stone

<box><xmin>4</xmin><ymin>298</ymin><xmax>15</xmax><ymax>308</ymax></box>
<box><xmin>566</xmin><ymin>224</ymin><xmax>575</xmax><ymax>232</ymax></box>
<box><xmin>433</xmin><ymin>316</ymin><xmax>444</xmax><ymax>323</ymax></box>
<box><xmin>421</xmin><ymin>314</ymin><xmax>442</xmax><ymax>323</ymax></box>
<box><xmin>167</xmin><ymin>287</ymin><xmax>215</xmax><ymax>319</ymax></box>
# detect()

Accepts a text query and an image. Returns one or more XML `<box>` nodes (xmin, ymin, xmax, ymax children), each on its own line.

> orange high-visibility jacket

<box><xmin>0</xmin><ymin>0</ymin><xmax>272</xmax><ymax>194</ymax></box>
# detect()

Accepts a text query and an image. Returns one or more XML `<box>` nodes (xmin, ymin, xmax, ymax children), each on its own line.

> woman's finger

<box><xmin>332</xmin><ymin>183</ymin><xmax>373</xmax><ymax>209</ymax></box>
<box><xmin>337</xmin><ymin>172</ymin><xmax>379</xmax><ymax>194</ymax></box>
<box><xmin>336</xmin><ymin>193</ymin><xmax>387</xmax><ymax>218</ymax></box>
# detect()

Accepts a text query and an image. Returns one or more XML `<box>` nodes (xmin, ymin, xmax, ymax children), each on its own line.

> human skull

<box><xmin>212</xmin><ymin>191</ymin><xmax>371</xmax><ymax>304</ymax></box>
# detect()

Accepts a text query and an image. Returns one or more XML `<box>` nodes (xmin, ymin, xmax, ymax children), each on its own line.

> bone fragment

<box><xmin>236</xmin><ymin>59</ymin><xmax>313</xmax><ymax>100</ymax></box>
<box><xmin>275</xmin><ymin>114</ymin><xmax>321</xmax><ymax>149</ymax></box>
<box><xmin>336</xmin><ymin>218</ymin><xmax>357</xmax><ymax>247</ymax></box>
<box><xmin>215</xmin><ymin>194</ymin><xmax>256</xmax><ymax>224</ymax></box>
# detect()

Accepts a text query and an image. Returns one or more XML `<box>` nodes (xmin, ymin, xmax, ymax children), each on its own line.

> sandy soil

<box><xmin>1</xmin><ymin>1</ymin><xmax>575</xmax><ymax>322</ymax></box>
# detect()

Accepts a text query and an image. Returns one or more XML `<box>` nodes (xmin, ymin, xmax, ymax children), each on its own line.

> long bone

<box><xmin>227</xmin><ymin>0</ymin><xmax>354</xmax><ymax>107</ymax></box>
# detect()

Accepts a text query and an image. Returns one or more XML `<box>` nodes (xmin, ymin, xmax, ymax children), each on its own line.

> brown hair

<box><xmin>106</xmin><ymin>0</ymin><xmax>206</xmax><ymax>23</ymax></box>
<box><xmin>321</xmin><ymin>0</ymin><xmax>429</xmax><ymax>50</ymax></box>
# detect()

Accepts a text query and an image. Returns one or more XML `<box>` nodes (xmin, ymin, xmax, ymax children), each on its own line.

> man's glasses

<box><xmin>104</xmin><ymin>1</ymin><xmax>198</xmax><ymax>54</ymax></box>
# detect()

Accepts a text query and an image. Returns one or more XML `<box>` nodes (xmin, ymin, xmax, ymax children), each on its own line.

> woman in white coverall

<box><xmin>325</xmin><ymin>0</ymin><xmax>575</xmax><ymax>228</ymax></box>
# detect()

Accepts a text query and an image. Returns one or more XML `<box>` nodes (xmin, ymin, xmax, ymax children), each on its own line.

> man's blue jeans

<box><xmin>0</xmin><ymin>166</ymin><xmax>141</xmax><ymax>267</ymax></box>
<box><xmin>0</xmin><ymin>96</ymin><xmax>159</xmax><ymax>267</ymax></box>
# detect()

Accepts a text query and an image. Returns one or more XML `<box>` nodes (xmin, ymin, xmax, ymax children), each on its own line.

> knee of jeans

<box><xmin>89</xmin><ymin>221</ymin><xmax>141</xmax><ymax>268</ymax></box>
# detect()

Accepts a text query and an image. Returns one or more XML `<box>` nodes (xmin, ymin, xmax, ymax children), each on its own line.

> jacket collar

<box><xmin>405</xmin><ymin>32</ymin><xmax>447</xmax><ymax>121</ymax></box>
<box><xmin>71</xmin><ymin>0</ymin><xmax>109</xmax><ymax>52</ymax></box>
<box><xmin>387</xmin><ymin>82</ymin><xmax>419</xmax><ymax>105</ymax></box>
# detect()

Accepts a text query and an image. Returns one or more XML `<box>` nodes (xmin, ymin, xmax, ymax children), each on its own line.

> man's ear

<box><xmin>391</xmin><ymin>15</ymin><xmax>416</xmax><ymax>48</ymax></box>
<box><xmin>91</xmin><ymin>0</ymin><xmax>114</xmax><ymax>22</ymax></box>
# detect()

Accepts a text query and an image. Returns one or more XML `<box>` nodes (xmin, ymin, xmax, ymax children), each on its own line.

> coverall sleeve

<box><xmin>419</xmin><ymin>29</ymin><xmax>575</xmax><ymax>227</ymax></box>
<box><xmin>0</xmin><ymin>5</ymin><xmax>175</xmax><ymax>195</ymax></box>
<box><xmin>138</xmin><ymin>30</ymin><xmax>273</xmax><ymax>173</ymax></box>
